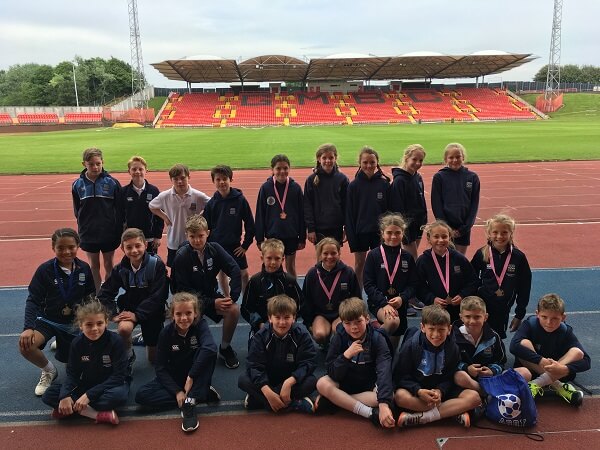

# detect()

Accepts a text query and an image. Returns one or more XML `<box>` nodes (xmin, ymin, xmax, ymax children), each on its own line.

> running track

<box><xmin>1</xmin><ymin>161</ymin><xmax>599</xmax><ymax>449</ymax></box>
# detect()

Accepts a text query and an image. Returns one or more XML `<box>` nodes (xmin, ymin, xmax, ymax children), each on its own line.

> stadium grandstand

<box><xmin>151</xmin><ymin>51</ymin><xmax>545</xmax><ymax>127</ymax></box>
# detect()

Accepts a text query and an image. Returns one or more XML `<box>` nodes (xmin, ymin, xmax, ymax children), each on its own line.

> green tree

<box><xmin>533</xmin><ymin>64</ymin><xmax>600</xmax><ymax>84</ymax></box>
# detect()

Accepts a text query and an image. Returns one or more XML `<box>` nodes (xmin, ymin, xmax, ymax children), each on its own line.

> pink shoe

<box><xmin>96</xmin><ymin>410</ymin><xmax>119</xmax><ymax>425</ymax></box>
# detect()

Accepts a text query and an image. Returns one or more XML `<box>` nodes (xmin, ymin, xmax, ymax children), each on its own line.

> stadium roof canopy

<box><xmin>151</xmin><ymin>51</ymin><xmax>537</xmax><ymax>84</ymax></box>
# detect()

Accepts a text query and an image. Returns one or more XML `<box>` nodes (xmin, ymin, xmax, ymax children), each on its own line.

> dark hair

<box><xmin>313</xmin><ymin>143</ymin><xmax>338</xmax><ymax>186</ymax></box>
<box><xmin>121</xmin><ymin>228</ymin><xmax>146</xmax><ymax>244</ymax></box>
<box><xmin>82</xmin><ymin>148</ymin><xmax>103</xmax><ymax>162</ymax></box>
<box><xmin>339</xmin><ymin>297</ymin><xmax>369</xmax><ymax>321</ymax></box>
<box><xmin>421</xmin><ymin>305</ymin><xmax>451</xmax><ymax>326</ymax></box>
<box><xmin>271</xmin><ymin>154</ymin><xmax>291</xmax><ymax>168</ymax></box>
<box><xmin>210</xmin><ymin>164</ymin><xmax>233</xmax><ymax>182</ymax></box>
<box><xmin>356</xmin><ymin>146</ymin><xmax>390</xmax><ymax>182</ymax></box>
<box><xmin>267</xmin><ymin>294</ymin><xmax>297</xmax><ymax>316</ymax></box>
<box><xmin>169</xmin><ymin>163</ymin><xmax>190</xmax><ymax>179</ymax></box>
<box><xmin>51</xmin><ymin>228</ymin><xmax>80</xmax><ymax>248</ymax></box>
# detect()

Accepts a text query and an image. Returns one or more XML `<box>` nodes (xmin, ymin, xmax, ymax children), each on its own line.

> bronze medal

<box><xmin>387</xmin><ymin>287</ymin><xmax>396</xmax><ymax>296</ymax></box>
<box><xmin>326</xmin><ymin>302</ymin><xmax>334</xmax><ymax>311</ymax></box>
<box><xmin>62</xmin><ymin>305</ymin><xmax>72</xmax><ymax>316</ymax></box>
<box><xmin>495</xmin><ymin>289</ymin><xmax>504</xmax><ymax>297</ymax></box>
<box><xmin>280</xmin><ymin>211</ymin><xmax>287</xmax><ymax>219</ymax></box>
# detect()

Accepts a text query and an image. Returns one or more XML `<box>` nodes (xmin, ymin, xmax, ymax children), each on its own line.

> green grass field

<box><xmin>1</xmin><ymin>93</ymin><xmax>599</xmax><ymax>175</ymax></box>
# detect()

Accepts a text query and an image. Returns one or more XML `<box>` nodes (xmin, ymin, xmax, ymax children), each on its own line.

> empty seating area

<box><xmin>64</xmin><ymin>112</ymin><xmax>102</xmax><ymax>123</ymax></box>
<box><xmin>16</xmin><ymin>113</ymin><xmax>59</xmax><ymax>124</ymax></box>
<box><xmin>0</xmin><ymin>113</ymin><xmax>13</xmax><ymax>126</ymax></box>
<box><xmin>157</xmin><ymin>88</ymin><xmax>540</xmax><ymax>128</ymax></box>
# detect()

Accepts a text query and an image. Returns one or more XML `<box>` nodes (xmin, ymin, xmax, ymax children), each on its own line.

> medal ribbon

<box><xmin>317</xmin><ymin>269</ymin><xmax>342</xmax><ymax>301</ymax></box>
<box><xmin>272</xmin><ymin>176</ymin><xmax>289</xmax><ymax>214</ymax></box>
<box><xmin>431</xmin><ymin>250</ymin><xmax>450</xmax><ymax>296</ymax></box>
<box><xmin>380</xmin><ymin>245</ymin><xmax>401</xmax><ymax>288</ymax></box>
<box><xmin>489</xmin><ymin>245</ymin><xmax>512</xmax><ymax>289</ymax></box>
<box><xmin>53</xmin><ymin>258</ymin><xmax>76</xmax><ymax>301</ymax></box>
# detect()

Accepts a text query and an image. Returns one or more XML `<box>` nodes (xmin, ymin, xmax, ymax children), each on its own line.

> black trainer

<box><xmin>218</xmin><ymin>345</ymin><xmax>240</xmax><ymax>369</ymax></box>
<box><xmin>315</xmin><ymin>394</ymin><xmax>337</xmax><ymax>415</ymax></box>
<box><xmin>181</xmin><ymin>402</ymin><xmax>199</xmax><ymax>432</ymax></box>
<box><xmin>369</xmin><ymin>407</ymin><xmax>381</xmax><ymax>427</ymax></box>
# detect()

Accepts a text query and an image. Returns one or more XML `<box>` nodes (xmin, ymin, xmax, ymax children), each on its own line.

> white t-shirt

<box><xmin>149</xmin><ymin>186</ymin><xmax>210</xmax><ymax>249</ymax></box>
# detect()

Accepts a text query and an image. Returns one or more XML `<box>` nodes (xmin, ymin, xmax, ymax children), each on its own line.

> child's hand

<box><xmin>449</xmin><ymin>295</ymin><xmax>462</xmax><ymax>306</ymax></box>
<box><xmin>343</xmin><ymin>340</ymin><xmax>364</xmax><ymax>359</ymax></box>
<box><xmin>545</xmin><ymin>360</ymin><xmax>570</xmax><ymax>379</ymax></box>
<box><xmin>73</xmin><ymin>393</ymin><xmax>90</xmax><ymax>412</ymax></box>
<box><xmin>262</xmin><ymin>387</ymin><xmax>286</xmax><ymax>412</ymax></box>
<box><xmin>151</xmin><ymin>240</ymin><xmax>161</xmax><ymax>251</ymax></box>
<box><xmin>382</xmin><ymin>304</ymin><xmax>398</xmax><ymax>319</ymax></box>
<box><xmin>378</xmin><ymin>403</ymin><xmax>395</xmax><ymax>428</ymax></box>
<box><xmin>176</xmin><ymin>391</ymin><xmax>187</xmax><ymax>408</ymax></box>
<box><xmin>509</xmin><ymin>317</ymin><xmax>522</xmax><ymax>332</ymax></box>
<box><xmin>467</xmin><ymin>364</ymin><xmax>482</xmax><ymax>378</ymax></box>
<box><xmin>58</xmin><ymin>397</ymin><xmax>74</xmax><ymax>416</ymax></box>
<box><xmin>19</xmin><ymin>329</ymin><xmax>36</xmax><ymax>352</ymax></box>
<box><xmin>539</xmin><ymin>357</ymin><xmax>552</xmax><ymax>369</ymax></box>
<box><xmin>434</xmin><ymin>297</ymin><xmax>448</xmax><ymax>307</ymax></box>
<box><xmin>116</xmin><ymin>311</ymin><xmax>137</xmax><ymax>323</ymax></box>
<box><xmin>417</xmin><ymin>389</ymin><xmax>437</xmax><ymax>406</ymax></box>
<box><xmin>387</xmin><ymin>296</ymin><xmax>402</xmax><ymax>309</ymax></box>
<box><xmin>215</xmin><ymin>297</ymin><xmax>233</xmax><ymax>312</ymax></box>
<box><xmin>233</xmin><ymin>246</ymin><xmax>246</xmax><ymax>257</ymax></box>
<box><xmin>479</xmin><ymin>366</ymin><xmax>494</xmax><ymax>377</ymax></box>
<box><xmin>307</xmin><ymin>232</ymin><xmax>317</xmax><ymax>244</ymax></box>
<box><xmin>164</xmin><ymin>217</ymin><xmax>172</xmax><ymax>227</ymax></box>
<box><xmin>280</xmin><ymin>377</ymin><xmax>296</xmax><ymax>405</ymax></box>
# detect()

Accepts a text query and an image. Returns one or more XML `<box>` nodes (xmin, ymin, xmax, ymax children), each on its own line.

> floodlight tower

<box><xmin>544</xmin><ymin>0</ymin><xmax>563</xmax><ymax>111</ymax></box>
<box><xmin>128</xmin><ymin>0</ymin><xmax>147</xmax><ymax>108</ymax></box>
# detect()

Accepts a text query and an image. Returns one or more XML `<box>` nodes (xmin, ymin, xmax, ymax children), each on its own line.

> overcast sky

<box><xmin>1</xmin><ymin>0</ymin><xmax>598</xmax><ymax>87</ymax></box>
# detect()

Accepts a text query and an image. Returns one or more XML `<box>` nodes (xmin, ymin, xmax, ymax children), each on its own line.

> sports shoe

<box><xmin>397</xmin><ymin>411</ymin><xmax>423</xmax><ymax>427</ymax></box>
<box><xmin>207</xmin><ymin>385</ymin><xmax>221</xmax><ymax>403</ymax></box>
<box><xmin>528</xmin><ymin>381</ymin><xmax>544</xmax><ymax>399</ymax></box>
<box><xmin>314</xmin><ymin>394</ymin><xmax>337</xmax><ymax>415</ymax></box>
<box><xmin>369</xmin><ymin>407</ymin><xmax>381</xmax><ymax>427</ymax></box>
<box><xmin>289</xmin><ymin>397</ymin><xmax>315</xmax><ymax>414</ymax></box>
<box><xmin>243</xmin><ymin>394</ymin><xmax>264</xmax><ymax>410</ymax></box>
<box><xmin>35</xmin><ymin>368</ymin><xmax>58</xmax><ymax>396</ymax></box>
<box><xmin>218</xmin><ymin>345</ymin><xmax>239</xmax><ymax>369</ymax></box>
<box><xmin>470</xmin><ymin>403</ymin><xmax>486</xmax><ymax>422</ymax></box>
<box><xmin>96</xmin><ymin>410</ymin><xmax>119</xmax><ymax>425</ymax></box>
<box><xmin>132</xmin><ymin>332</ymin><xmax>145</xmax><ymax>346</ymax></box>
<box><xmin>406</xmin><ymin>306</ymin><xmax>418</xmax><ymax>317</ymax></box>
<box><xmin>409</xmin><ymin>298</ymin><xmax>425</xmax><ymax>310</ymax></box>
<box><xmin>181</xmin><ymin>402</ymin><xmax>199</xmax><ymax>432</ymax></box>
<box><xmin>456</xmin><ymin>412</ymin><xmax>471</xmax><ymax>428</ymax></box>
<box><xmin>50</xmin><ymin>408</ymin><xmax>68</xmax><ymax>420</ymax></box>
<box><xmin>50</xmin><ymin>340</ymin><xmax>57</xmax><ymax>351</ymax></box>
<box><xmin>549</xmin><ymin>382</ymin><xmax>584</xmax><ymax>406</ymax></box>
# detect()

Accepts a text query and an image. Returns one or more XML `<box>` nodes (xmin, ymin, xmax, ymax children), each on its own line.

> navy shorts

<box><xmin>314</xmin><ymin>228</ymin><xmax>344</xmax><ymax>246</ymax></box>
<box><xmin>278</xmin><ymin>238</ymin><xmax>300</xmax><ymax>256</ymax></box>
<box><xmin>201</xmin><ymin>296</ymin><xmax>224</xmax><ymax>324</ymax></box>
<box><xmin>339</xmin><ymin>378</ymin><xmax>376</xmax><ymax>395</ymax></box>
<box><xmin>220</xmin><ymin>244</ymin><xmax>249</xmax><ymax>270</ymax></box>
<box><xmin>167</xmin><ymin>248</ymin><xmax>178</xmax><ymax>267</ymax></box>
<box><xmin>349</xmin><ymin>232</ymin><xmax>380</xmax><ymax>253</ymax></box>
<box><xmin>122</xmin><ymin>317</ymin><xmax>164</xmax><ymax>347</ymax></box>
<box><xmin>34</xmin><ymin>318</ymin><xmax>79</xmax><ymax>363</ymax></box>
<box><xmin>453</xmin><ymin>228</ymin><xmax>472</xmax><ymax>246</ymax></box>
<box><xmin>80</xmin><ymin>240</ymin><xmax>120</xmax><ymax>254</ymax></box>
<box><xmin>403</xmin><ymin>216</ymin><xmax>426</xmax><ymax>244</ymax></box>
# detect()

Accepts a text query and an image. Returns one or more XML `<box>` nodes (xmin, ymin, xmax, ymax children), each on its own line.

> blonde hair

<box><xmin>379</xmin><ymin>213</ymin><xmax>407</xmax><ymax>235</ymax></box>
<box><xmin>127</xmin><ymin>155</ymin><xmax>147</xmax><ymax>169</ymax></box>
<box><xmin>315</xmin><ymin>237</ymin><xmax>341</xmax><ymax>260</ymax></box>
<box><xmin>423</xmin><ymin>220</ymin><xmax>455</xmax><ymax>249</ymax></box>
<box><xmin>481</xmin><ymin>214</ymin><xmax>516</xmax><ymax>262</ymax></box>
<box><xmin>267</xmin><ymin>294</ymin><xmax>297</xmax><ymax>316</ymax></box>
<box><xmin>460</xmin><ymin>296</ymin><xmax>487</xmax><ymax>314</ymax></box>
<box><xmin>421</xmin><ymin>305</ymin><xmax>451</xmax><ymax>326</ymax></box>
<box><xmin>168</xmin><ymin>292</ymin><xmax>201</xmax><ymax>324</ymax></box>
<box><xmin>339</xmin><ymin>297</ymin><xmax>369</xmax><ymax>321</ymax></box>
<box><xmin>260</xmin><ymin>238</ymin><xmax>285</xmax><ymax>256</ymax></box>
<box><xmin>444</xmin><ymin>142</ymin><xmax>467</xmax><ymax>163</ymax></box>
<box><xmin>401</xmin><ymin>144</ymin><xmax>426</xmax><ymax>170</ymax></box>
<box><xmin>186</xmin><ymin>214</ymin><xmax>208</xmax><ymax>233</ymax></box>
<box><xmin>537</xmin><ymin>293</ymin><xmax>565</xmax><ymax>314</ymax></box>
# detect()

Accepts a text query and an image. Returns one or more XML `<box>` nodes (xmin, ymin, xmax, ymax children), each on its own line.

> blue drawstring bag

<box><xmin>479</xmin><ymin>369</ymin><xmax>537</xmax><ymax>428</ymax></box>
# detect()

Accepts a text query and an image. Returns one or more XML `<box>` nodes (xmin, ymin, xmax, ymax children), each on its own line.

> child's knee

<box><xmin>316</xmin><ymin>376</ymin><xmax>334</xmax><ymax>394</ymax></box>
<box><xmin>520</xmin><ymin>339</ymin><xmax>535</xmax><ymax>350</ymax></box>
<box><xmin>393</xmin><ymin>388</ymin><xmax>410</xmax><ymax>405</ymax></box>
<box><xmin>568</xmin><ymin>347</ymin><xmax>585</xmax><ymax>361</ymax></box>
<box><xmin>312</xmin><ymin>329</ymin><xmax>329</xmax><ymax>344</ymax></box>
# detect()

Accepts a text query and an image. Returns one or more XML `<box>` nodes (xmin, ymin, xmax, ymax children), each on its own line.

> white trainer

<box><xmin>35</xmin><ymin>369</ymin><xmax>57</xmax><ymax>396</ymax></box>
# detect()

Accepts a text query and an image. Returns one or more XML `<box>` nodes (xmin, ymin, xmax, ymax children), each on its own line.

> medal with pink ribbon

<box><xmin>317</xmin><ymin>269</ymin><xmax>342</xmax><ymax>310</ymax></box>
<box><xmin>380</xmin><ymin>245</ymin><xmax>401</xmax><ymax>296</ymax></box>
<box><xmin>489</xmin><ymin>245</ymin><xmax>512</xmax><ymax>297</ymax></box>
<box><xmin>272</xmin><ymin>176</ymin><xmax>289</xmax><ymax>219</ymax></box>
<box><xmin>431</xmin><ymin>250</ymin><xmax>450</xmax><ymax>297</ymax></box>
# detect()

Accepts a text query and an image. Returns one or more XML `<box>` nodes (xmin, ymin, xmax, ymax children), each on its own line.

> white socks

<box><xmin>42</xmin><ymin>361</ymin><xmax>56</xmax><ymax>373</ymax></box>
<box><xmin>352</xmin><ymin>401</ymin><xmax>373</xmax><ymax>418</ymax></box>
<box><xmin>421</xmin><ymin>407</ymin><xmax>441</xmax><ymax>423</ymax></box>
<box><xmin>531</xmin><ymin>372</ymin><xmax>553</xmax><ymax>387</ymax></box>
